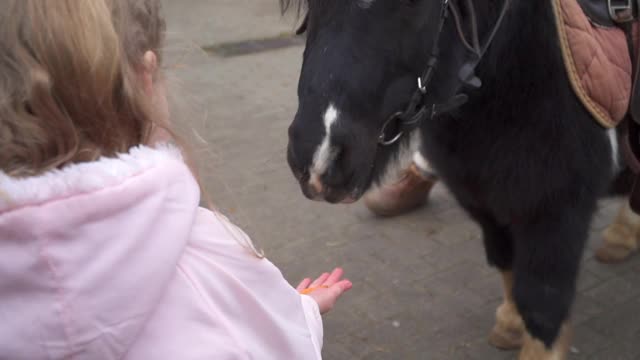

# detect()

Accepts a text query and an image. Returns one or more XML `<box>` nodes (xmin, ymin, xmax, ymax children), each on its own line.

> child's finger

<box><xmin>296</xmin><ymin>278</ymin><xmax>312</xmax><ymax>291</ymax></box>
<box><xmin>329</xmin><ymin>280</ymin><xmax>353</xmax><ymax>298</ymax></box>
<box><xmin>323</xmin><ymin>267</ymin><xmax>344</xmax><ymax>286</ymax></box>
<box><xmin>310</xmin><ymin>272</ymin><xmax>330</xmax><ymax>287</ymax></box>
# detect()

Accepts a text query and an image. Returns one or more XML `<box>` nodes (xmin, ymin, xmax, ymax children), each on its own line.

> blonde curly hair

<box><xmin>0</xmin><ymin>0</ymin><xmax>168</xmax><ymax>176</ymax></box>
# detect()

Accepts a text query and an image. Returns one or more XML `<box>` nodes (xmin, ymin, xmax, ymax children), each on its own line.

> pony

<box><xmin>282</xmin><ymin>0</ymin><xmax>623</xmax><ymax>358</ymax></box>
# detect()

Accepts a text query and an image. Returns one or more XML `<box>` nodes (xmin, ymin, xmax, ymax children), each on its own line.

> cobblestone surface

<box><xmin>163</xmin><ymin>1</ymin><xmax>640</xmax><ymax>358</ymax></box>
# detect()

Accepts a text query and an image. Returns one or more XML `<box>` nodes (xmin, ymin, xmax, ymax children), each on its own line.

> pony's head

<box><xmin>284</xmin><ymin>0</ymin><xmax>467</xmax><ymax>203</ymax></box>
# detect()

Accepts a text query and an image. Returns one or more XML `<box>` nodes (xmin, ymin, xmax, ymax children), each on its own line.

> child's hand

<box><xmin>296</xmin><ymin>268</ymin><xmax>352</xmax><ymax>314</ymax></box>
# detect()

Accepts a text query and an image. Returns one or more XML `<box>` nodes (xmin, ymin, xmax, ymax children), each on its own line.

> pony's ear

<box><xmin>295</xmin><ymin>14</ymin><xmax>308</xmax><ymax>35</ymax></box>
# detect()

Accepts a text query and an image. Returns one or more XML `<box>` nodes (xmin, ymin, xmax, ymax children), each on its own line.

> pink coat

<box><xmin>0</xmin><ymin>145</ymin><xmax>323</xmax><ymax>359</ymax></box>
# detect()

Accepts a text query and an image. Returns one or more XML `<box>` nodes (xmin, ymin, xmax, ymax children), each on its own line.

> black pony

<box><xmin>283</xmin><ymin>1</ymin><xmax>620</xmax><ymax>358</ymax></box>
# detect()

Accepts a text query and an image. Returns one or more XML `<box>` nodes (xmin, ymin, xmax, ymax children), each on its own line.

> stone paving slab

<box><xmin>162</xmin><ymin>2</ymin><xmax>640</xmax><ymax>359</ymax></box>
<box><xmin>162</xmin><ymin>0</ymin><xmax>299</xmax><ymax>47</ymax></box>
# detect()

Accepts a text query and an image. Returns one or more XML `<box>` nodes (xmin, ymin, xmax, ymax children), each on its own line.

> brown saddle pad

<box><xmin>552</xmin><ymin>0</ymin><xmax>637</xmax><ymax>128</ymax></box>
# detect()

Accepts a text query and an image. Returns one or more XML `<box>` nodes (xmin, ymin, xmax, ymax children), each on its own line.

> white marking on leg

<box><xmin>608</xmin><ymin>128</ymin><xmax>619</xmax><ymax>172</ymax></box>
<box><xmin>311</xmin><ymin>104</ymin><xmax>340</xmax><ymax>178</ymax></box>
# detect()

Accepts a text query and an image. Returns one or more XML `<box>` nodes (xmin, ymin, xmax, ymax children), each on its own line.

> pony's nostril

<box><xmin>308</xmin><ymin>172</ymin><xmax>324</xmax><ymax>195</ymax></box>
<box><xmin>323</xmin><ymin>147</ymin><xmax>351</xmax><ymax>186</ymax></box>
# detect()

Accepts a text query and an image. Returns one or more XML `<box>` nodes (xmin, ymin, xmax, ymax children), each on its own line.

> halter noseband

<box><xmin>378</xmin><ymin>0</ymin><xmax>512</xmax><ymax>146</ymax></box>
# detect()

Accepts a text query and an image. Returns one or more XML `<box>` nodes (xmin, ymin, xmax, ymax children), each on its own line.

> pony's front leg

<box><xmin>462</xmin><ymin>206</ymin><xmax>525</xmax><ymax>350</ymax></box>
<box><xmin>511</xmin><ymin>207</ymin><xmax>591</xmax><ymax>360</ymax></box>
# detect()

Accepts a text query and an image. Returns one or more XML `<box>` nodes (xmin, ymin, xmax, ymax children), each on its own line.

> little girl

<box><xmin>0</xmin><ymin>1</ymin><xmax>351</xmax><ymax>359</ymax></box>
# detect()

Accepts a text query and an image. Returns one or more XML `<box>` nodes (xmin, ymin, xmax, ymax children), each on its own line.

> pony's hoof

<box><xmin>595</xmin><ymin>243</ymin><xmax>636</xmax><ymax>264</ymax></box>
<box><xmin>489</xmin><ymin>325</ymin><xmax>524</xmax><ymax>350</ymax></box>
<box><xmin>518</xmin><ymin>324</ymin><xmax>571</xmax><ymax>360</ymax></box>
<box><xmin>596</xmin><ymin>203</ymin><xmax>640</xmax><ymax>264</ymax></box>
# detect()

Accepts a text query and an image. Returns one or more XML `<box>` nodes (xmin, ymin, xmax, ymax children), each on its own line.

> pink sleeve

<box><xmin>128</xmin><ymin>208</ymin><xmax>325</xmax><ymax>359</ymax></box>
<box><xmin>300</xmin><ymin>294</ymin><xmax>324</xmax><ymax>356</ymax></box>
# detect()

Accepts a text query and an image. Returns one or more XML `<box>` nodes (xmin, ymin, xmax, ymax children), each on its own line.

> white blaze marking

<box><xmin>311</xmin><ymin>104</ymin><xmax>340</xmax><ymax>177</ymax></box>
<box><xmin>608</xmin><ymin>128</ymin><xmax>619</xmax><ymax>172</ymax></box>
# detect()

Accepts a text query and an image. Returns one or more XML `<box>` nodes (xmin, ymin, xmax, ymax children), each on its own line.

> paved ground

<box><xmin>162</xmin><ymin>1</ymin><xmax>640</xmax><ymax>359</ymax></box>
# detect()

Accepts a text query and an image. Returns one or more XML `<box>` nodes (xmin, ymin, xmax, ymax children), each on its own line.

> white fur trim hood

<box><xmin>0</xmin><ymin>144</ymin><xmax>184</xmax><ymax>212</ymax></box>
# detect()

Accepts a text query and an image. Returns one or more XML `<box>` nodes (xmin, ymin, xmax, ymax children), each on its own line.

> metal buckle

<box><xmin>417</xmin><ymin>77</ymin><xmax>427</xmax><ymax>94</ymax></box>
<box><xmin>378</xmin><ymin>112</ymin><xmax>404</xmax><ymax>146</ymax></box>
<box><xmin>609</xmin><ymin>0</ymin><xmax>635</xmax><ymax>23</ymax></box>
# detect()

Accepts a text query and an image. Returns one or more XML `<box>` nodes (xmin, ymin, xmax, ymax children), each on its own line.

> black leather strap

<box><xmin>578</xmin><ymin>0</ymin><xmax>616</xmax><ymax>27</ymax></box>
<box><xmin>629</xmin><ymin>30</ymin><xmax>640</xmax><ymax>123</ymax></box>
<box><xmin>378</xmin><ymin>0</ymin><xmax>511</xmax><ymax>146</ymax></box>
<box><xmin>615</xmin><ymin>15</ymin><xmax>640</xmax><ymax>213</ymax></box>
<box><xmin>626</xmin><ymin>121</ymin><xmax>640</xmax><ymax>213</ymax></box>
<box><xmin>617</xmin><ymin>18</ymin><xmax>640</xmax><ymax>125</ymax></box>
<box><xmin>577</xmin><ymin>0</ymin><xmax>639</xmax><ymax>27</ymax></box>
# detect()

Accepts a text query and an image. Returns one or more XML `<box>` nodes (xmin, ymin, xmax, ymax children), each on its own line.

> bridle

<box><xmin>378</xmin><ymin>0</ymin><xmax>512</xmax><ymax>146</ymax></box>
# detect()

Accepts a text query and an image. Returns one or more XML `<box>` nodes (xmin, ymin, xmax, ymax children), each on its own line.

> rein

<box><xmin>378</xmin><ymin>0</ymin><xmax>512</xmax><ymax>146</ymax></box>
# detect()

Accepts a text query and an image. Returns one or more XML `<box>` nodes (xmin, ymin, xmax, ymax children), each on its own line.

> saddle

<box><xmin>553</xmin><ymin>0</ymin><xmax>640</xmax><ymax>212</ymax></box>
<box><xmin>553</xmin><ymin>0</ymin><xmax>638</xmax><ymax>128</ymax></box>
